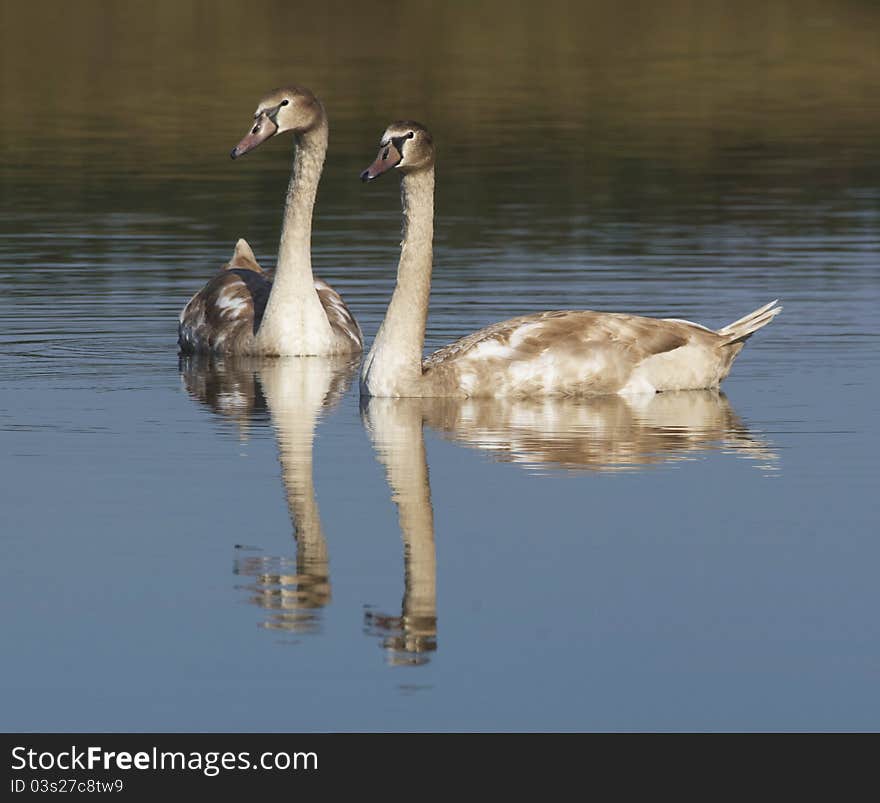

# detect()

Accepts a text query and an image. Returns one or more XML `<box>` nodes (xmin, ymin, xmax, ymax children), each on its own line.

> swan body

<box><xmin>178</xmin><ymin>86</ymin><xmax>362</xmax><ymax>356</ymax></box>
<box><xmin>359</xmin><ymin>121</ymin><xmax>780</xmax><ymax>398</ymax></box>
<box><xmin>419</xmin><ymin>302</ymin><xmax>781</xmax><ymax>397</ymax></box>
<box><xmin>178</xmin><ymin>238</ymin><xmax>361</xmax><ymax>355</ymax></box>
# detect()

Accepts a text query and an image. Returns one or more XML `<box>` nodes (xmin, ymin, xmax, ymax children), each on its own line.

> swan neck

<box><xmin>361</xmin><ymin>168</ymin><xmax>435</xmax><ymax>395</ymax></box>
<box><xmin>257</xmin><ymin>117</ymin><xmax>335</xmax><ymax>353</ymax></box>
<box><xmin>275</xmin><ymin>120</ymin><xmax>328</xmax><ymax>291</ymax></box>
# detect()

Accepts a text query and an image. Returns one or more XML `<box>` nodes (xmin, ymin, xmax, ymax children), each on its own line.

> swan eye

<box><xmin>281</xmin><ymin>99</ymin><xmax>289</xmax><ymax>106</ymax></box>
<box><xmin>251</xmin><ymin>124</ymin><xmax>259</xmax><ymax>134</ymax></box>
<box><xmin>382</xmin><ymin>148</ymin><xmax>389</xmax><ymax>160</ymax></box>
<box><xmin>406</xmin><ymin>132</ymin><xmax>414</xmax><ymax>139</ymax></box>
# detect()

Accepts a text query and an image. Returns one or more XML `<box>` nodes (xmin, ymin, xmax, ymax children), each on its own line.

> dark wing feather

<box><xmin>178</xmin><ymin>268</ymin><xmax>271</xmax><ymax>354</ymax></box>
<box><xmin>315</xmin><ymin>278</ymin><xmax>364</xmax><ymax>350</ymax></box>
<box><xmin>179</xmin><ymin>271</ymin><xmax>361</xmax><ymax>355</ymax></box>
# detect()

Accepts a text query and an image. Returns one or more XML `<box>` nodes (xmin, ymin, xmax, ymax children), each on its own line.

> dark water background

<box><xmin>1</xmin><ymin>0</ymin><xmax>878</xmax><ymax>731</ymax></box>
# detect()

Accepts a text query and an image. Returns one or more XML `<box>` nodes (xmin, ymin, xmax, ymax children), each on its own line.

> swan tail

<box><xmin>224</xmin><ymin>238</ymin><xmax>263</xmax><ymax>273</ymax></box>
<box><xmin>716</xmin><ymin>300</ymin><xmax>782</xmax><ymax>345</ymax></box>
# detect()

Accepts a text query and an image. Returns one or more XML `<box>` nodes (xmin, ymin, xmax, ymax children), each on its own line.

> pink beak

<box><xmin>360</xmin><ymin>142</ymin><xmax>403</xmax><ymax>181</ymax></box>
<box><xmin>230</xmin><ymin>114</ymin><xmax>278</xmax><ymax>159</ymax></box>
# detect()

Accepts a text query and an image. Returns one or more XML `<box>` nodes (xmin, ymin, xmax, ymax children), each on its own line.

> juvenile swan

<box><xmin>178</xmin><ymin>86</ymin><xmax>362</xmax><ymax>356</ymax></box>
<box><xmin>359</xmin><ymin>121</ymin><xmax>780</xmax><ymax>398</ymax></box>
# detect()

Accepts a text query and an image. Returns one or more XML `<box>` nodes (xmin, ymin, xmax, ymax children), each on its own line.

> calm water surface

<box><xmin>1</xmin><ymin>1</ymin><xmax>878</xmax><ymax>731</ymax></box>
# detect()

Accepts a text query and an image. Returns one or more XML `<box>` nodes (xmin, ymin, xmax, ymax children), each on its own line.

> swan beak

<box><xmin>360</xmin><ymin>142</ymin><xmax>403</xmax><ymax>181</ymax></box>
<box><xmin>230</xmin><ymin>114</ymin><xmax>278</xmax><ymax>159</ymax></box>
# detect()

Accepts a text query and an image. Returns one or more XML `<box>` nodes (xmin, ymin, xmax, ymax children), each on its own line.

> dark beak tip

<box><xmin>359</xmin><ymin>169</ymin><xmax>372</xmax><ymax>182</ymax></box>
<box><xmin>230</xmin><ymin>148</ymin><xmax>239</xmax><ymax>160</ymax></box>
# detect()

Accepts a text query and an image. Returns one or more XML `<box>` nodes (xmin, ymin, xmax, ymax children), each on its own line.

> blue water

<box><xmin>1</xmin><ymin>1</ymin><xmax>878</xmax><ymax>732</ymax></box>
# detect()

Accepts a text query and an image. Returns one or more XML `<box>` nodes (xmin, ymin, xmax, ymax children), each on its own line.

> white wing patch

<box><xmin>508</xmin><ymin>350</ymin><xmax>558</xmax><ymax>391</ymax></box>
<box><xmin>466</xmin><ymin>339</ymin><xmax>514</xmax><ymax>361</ymax></box>
<box><xmin>216</xmin><ymin>287</ymin><xmax>248</xmax><ymax>316</ymax></box>
<box><xmin>618</xmin><ymin>373</ymin><xmax>657</xmax><ymax>396</ymax></box>
<box><xmin>508</xmin><ymin>321</ymin><xmax>544</xmax><ymax>348</ymax></box>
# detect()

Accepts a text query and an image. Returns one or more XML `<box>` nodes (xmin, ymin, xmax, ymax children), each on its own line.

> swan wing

<box><xmin>422</xmin><ymin>310</ymin><xmax>709</xmax><ymax>396</ymax></box>
<box><xmin>314</xmin><ymin>278</ymin><xmax>364</xmax><ymax>351</ymax></box>
<box><xmin>178</xmin><ymin>269</ymin><xmax>271</xmax><ymax>354</ymax></box>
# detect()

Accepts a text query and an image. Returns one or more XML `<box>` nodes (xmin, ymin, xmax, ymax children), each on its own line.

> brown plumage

<box><xmin>178</xmin><ymin>239</ymin><xmax>361</xmax><ymax>355</ymax></box>
<box><xmin>417</xmin><ymin>304</ymin><xmax>782</xmax><ymax>397</ymax></box>
<box><xmin>422</xmin><ymin>310</ymin><xmax>692</xmax><ymax>395</ymax></box>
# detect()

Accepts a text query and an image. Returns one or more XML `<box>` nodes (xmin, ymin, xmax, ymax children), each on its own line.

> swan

<box><xmin>178</xmin><ymin>86</ymin><xmax>362</xmax><ymax>356</ymax></box>
<box><xmin>358</xmin><ymin>390</ymin><xmax>773</xmax><ymax>662</ymax></box>
<box><xmin>359</xmin><ymin>121</ymin><xmax>781</xmax><ymax>398</ymax></box>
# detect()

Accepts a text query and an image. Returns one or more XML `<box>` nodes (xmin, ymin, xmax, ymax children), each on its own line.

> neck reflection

<box><xmin>362</xmin><ymin>398</ymin><xmax>438</xmax><ymax>666</ymax></box>
<box><xmin>180</xmin><ymin>353</ymin><xmax>359</xmax><ymax>638</ymax></box>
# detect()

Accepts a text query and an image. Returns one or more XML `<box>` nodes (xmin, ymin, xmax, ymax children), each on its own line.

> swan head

<box><xmin>230</xmin><ymin>86</ymin><xmax>325</xmax><ymax>159</ymax></box>
<box><xmin>360</xmin><ymin>121</ymin><xmax>434</xmax><ymax>181</ymax></box>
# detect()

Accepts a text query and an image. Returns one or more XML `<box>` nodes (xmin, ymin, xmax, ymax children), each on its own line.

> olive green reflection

<box><xmin>2</xmin><ymin>0</ymin><xmax>878</xmax><ymax>247</ymax></box>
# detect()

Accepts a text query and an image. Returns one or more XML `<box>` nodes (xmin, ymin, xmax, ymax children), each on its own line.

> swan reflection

<box><xmin>361</xmin><ymin>390</ymin><xmax>776</xmax><ymax>666</ymax></box>
<box><xmin>362</xmin><ymin>399</ymin><xmax>438</xmax><ymax>666</ymax></box>
<box><xmin>180</xmin><ymin>353</ymin><xmax>358</xmax><ymax>637</ymax></box>
<box><xmin>182</xmin><ymin>360</ymin><xmax>775</xmax><ymax>665</ymax></box>
<box><xmin>420</xmin><ymin>390</ymin><xmax>778</xmax><ymax>474</ymax></box>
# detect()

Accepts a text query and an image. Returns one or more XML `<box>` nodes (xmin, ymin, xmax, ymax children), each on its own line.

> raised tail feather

<box><xmin>716</xmin><ymin>300</ymin><xmax>782</xmax><ymax>345</ymax></box>
<box><xmin>223</xmin><ymin>238</ymin><xmax>263</xmax><ymax>273</ymax></box>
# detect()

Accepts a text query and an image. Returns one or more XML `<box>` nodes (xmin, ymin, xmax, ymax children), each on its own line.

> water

<box><xmin>1</xmin><ymin>0</ymin><xmax>878</xmax><ymax>731</ymax></box>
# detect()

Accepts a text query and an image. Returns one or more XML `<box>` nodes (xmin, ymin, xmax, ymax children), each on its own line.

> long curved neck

<box><xmin>257</xmin><ymin>117</ymin><xmax>333</xmax><ymax>354</ymax></box>
<box><xmin>276</xmin><ymin>121</ymin><xmax>326</xmax><ymax>290</ymax></box>
<box><xmin>361</xmin><ymin>168</ymin><xmax>435</xmax><ymax>396</ymax></box>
